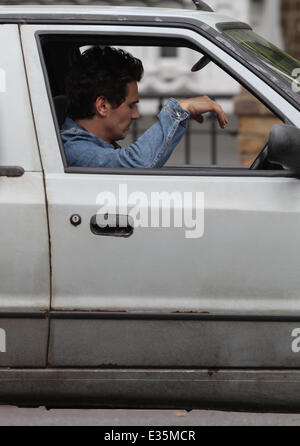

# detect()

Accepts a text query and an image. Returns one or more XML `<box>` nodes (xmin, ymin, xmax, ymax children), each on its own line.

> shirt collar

<box><xmin>62</xmin><ymin>117</ymin><xmax>119</xmax><ymax>149</ymax></box>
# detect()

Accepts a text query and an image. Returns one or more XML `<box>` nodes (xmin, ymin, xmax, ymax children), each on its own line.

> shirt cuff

<box><xmin>163</xmin><ymin>98</ymin><xmax>190</xmax><ymax>128</ymax></box>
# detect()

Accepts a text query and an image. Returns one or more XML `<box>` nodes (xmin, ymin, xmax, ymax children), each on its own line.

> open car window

<box><xmin>40</xmin><ymin>34</ymin><xmax>287</xmax><ymax>174</ymax></box>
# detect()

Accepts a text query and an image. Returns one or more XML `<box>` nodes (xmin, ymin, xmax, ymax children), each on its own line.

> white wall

<box><xmin>204</xmin><ymin>0</ymin><xmax>250</xmax><ymax>21</ymax></box>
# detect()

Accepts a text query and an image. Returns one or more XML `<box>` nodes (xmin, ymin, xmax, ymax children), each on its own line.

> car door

<box><xmin>0</xmin><ymin>25</ymin><xmax>50</xmax><ymax>367</ymax></box>
<box><xmin>21</xmin><ymin>20</ymin><xmax>300</xmax><ymax>369</ymax></box>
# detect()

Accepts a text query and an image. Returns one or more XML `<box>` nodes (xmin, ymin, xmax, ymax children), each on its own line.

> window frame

<box><xmin>36</xmin><ymin>26</ymin><xmax>297</xmax><ymax>178</ymax></box>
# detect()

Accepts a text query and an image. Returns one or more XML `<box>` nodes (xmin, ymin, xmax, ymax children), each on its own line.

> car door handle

<box><xmin>0</xmin><ymin>166</ymin><xmax>24</xmax><ymax>177</ymax></box>
<box><xmin>90</xmin><ymin>214</ymin><xmax>134</xmax><ymax>238</ymax></box>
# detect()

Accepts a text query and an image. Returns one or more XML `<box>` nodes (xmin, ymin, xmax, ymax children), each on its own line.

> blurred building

<box><xmin>281</xmin><ymin>0</ymin><xmax>300</xmax><ymax>59</ymax></box>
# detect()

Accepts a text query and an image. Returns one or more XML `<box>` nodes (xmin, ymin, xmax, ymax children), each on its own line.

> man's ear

<box><xmin>94</xmin><ymin>96</ymin><xmax>111</xmax><ymax>117</ymax></box>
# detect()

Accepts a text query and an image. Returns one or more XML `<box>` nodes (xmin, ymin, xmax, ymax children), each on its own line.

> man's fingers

<box><xmin>217</xmin><ymin>112</ymin><xmax>227</xmax><ymax>129</ymax></box>
<box><xmin>179</xmin><ymin>96</ymin><xmax>228</xmax><ymax>128</ymax></box>
<box><xmin>213</xmin><ymin>104</ymin><xmax>228</xmax><ymax>129</ymax></box>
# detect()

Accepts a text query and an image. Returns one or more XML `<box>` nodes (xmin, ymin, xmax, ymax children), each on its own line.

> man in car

<box><xmin>62</xmin><ymin>46</ymin><xmax>228</xmax><ymax>168</ymax></box>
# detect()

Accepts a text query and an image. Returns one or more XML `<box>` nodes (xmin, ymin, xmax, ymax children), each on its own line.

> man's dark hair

<box><xmin>66</xmin><ymin>46</ymin><xmax>144</xmax><ymax>120</ymax></box>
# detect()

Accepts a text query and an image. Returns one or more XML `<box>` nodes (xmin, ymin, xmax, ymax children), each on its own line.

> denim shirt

<box><xmin>61</xmin><ymin>98</ymin><xmax>190</xmax><ymax>168</ymax></box>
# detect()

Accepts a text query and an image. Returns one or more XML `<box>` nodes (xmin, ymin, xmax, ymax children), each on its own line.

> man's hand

<box><xmin>178</xmin><ymin>96</ymin><xmax>228</xmax><ymax>129</ymax></box>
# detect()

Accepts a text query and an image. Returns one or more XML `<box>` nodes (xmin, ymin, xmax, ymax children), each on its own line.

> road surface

<box><xmin>0</xmin><ymin>407</ymin><xmax>300</xmax><ymax>426</ymax></box>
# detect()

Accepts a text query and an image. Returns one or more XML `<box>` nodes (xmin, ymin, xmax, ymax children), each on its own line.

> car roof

<box><xmin>0</xmin><ymin>5</ymin><xmax>241</xmax><ymax>30</ymax></box>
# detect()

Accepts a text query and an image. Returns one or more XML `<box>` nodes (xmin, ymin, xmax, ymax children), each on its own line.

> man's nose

<box><xmin>132</xmin><ymin>106</ymin><xmax>140</xmax><ymax>120</ymax></box>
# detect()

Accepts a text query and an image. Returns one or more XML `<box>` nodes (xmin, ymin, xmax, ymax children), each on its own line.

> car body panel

<box><xmin>0</xmin><ymin>6</ymin><xmax>239</xmax><ymax>28</ymax></box>
<box><xmin>0</xmin><ymin>368</ymin><xmax>300</xmax><ymax>412</ymax></box>
<box><xmin>0</xmin><ymin>6</ymin><xmax>299</xmax><ymax>410</ymax></box>
<box><xmin>48</xmin><ymin>316</ymin><xmax>300</xmax><ymax>367</ymax></box>
<box><xmin>0</xmin><ymin>315</ymin><xmax>48</xmax><ymax>367</ymax></box>
<box><xmin>0</xmin><ymin>173</ymin><xmax>50</xmax><ymax>312</ymax></box>
<box><xmin>0</xmin><ymin>25</ymin><xmax>41</xmax><ymax>170</ymax></box>
<box><xmin>43</xmin><ymin>174</ymin><xmax>300</xmax><ymax>316</ymax></box>
<box><xmin>0</xmin><ymin>25</ymin><xmax>50</xmax><ymax>367</ymax></box>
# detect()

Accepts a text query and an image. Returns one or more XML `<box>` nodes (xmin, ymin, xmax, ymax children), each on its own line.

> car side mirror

<box><xmin>268</xmin><ymin>124</ymin><xmax>300</xmax><ymax>169</ymax></box>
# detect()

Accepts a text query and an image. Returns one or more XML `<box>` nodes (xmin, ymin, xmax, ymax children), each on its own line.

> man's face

<box><xmin>105</xmin><ymin>81</ymin><xmax>140</xmax><ymax>143</ymax></box>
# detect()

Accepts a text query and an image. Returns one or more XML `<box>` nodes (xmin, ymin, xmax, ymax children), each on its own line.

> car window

<box><xmin>41</xmin><ymin>36</ymin><xmax>284</xmax><ymax>171</ymax></box>
<box><xmin>96</xmin><ymin>45</ymin><xmax>283</xmax><ymax>168</ymax></box>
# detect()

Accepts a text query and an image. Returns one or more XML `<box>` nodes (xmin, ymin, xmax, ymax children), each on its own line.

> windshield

<box><xmin>224</xmin><ymin>29</ymin><xmax>300</xmax><ymax>102</ymax></box>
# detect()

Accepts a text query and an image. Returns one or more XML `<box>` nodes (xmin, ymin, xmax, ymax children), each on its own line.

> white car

<box><xmin>0</xmin><ymin>1</ymin><xmax>300</xmax><ymax>411</ymax></box>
